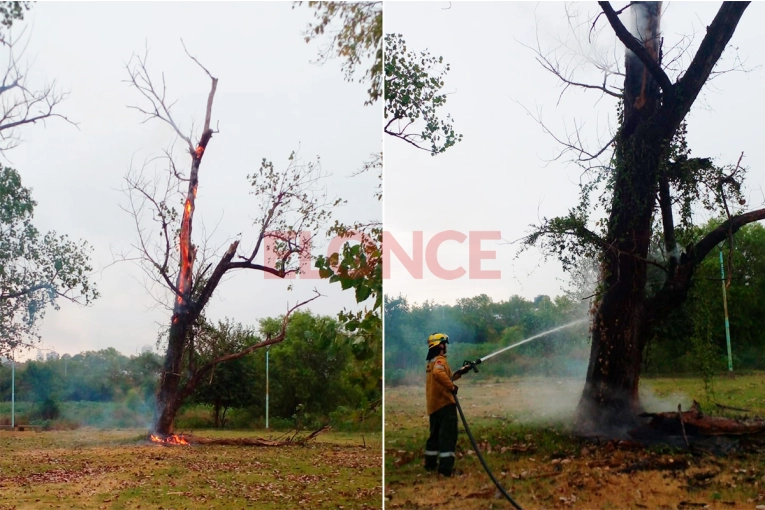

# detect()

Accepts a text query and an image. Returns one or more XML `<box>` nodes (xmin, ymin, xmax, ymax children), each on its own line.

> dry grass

<box><xmin>385</xmin><ymin>373</ymin><xmax>765</xmax><ymax>509</ymax></box>
<box><xmin>0</xmin><ymin>428</ymin><xmax>381</xmax><ymax>509</ymax></box>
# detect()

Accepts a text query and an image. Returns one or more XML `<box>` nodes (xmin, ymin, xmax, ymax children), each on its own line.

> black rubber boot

<box><xmin>437</xmin><ymin>404</ymin><xmax>458</xmax><ymax>477</ymax></box>
<box><xmin>425</xmin><ymin>413</ymin><xmax>440</xmax><ymax>471</ymax></box>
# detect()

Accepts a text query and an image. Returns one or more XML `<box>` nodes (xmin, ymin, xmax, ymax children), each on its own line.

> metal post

<box><xmin>719</xmin><ymin>249</ymin><xmax>733</xmax><ymax>371</ymax></box>
<box><xmin>265</xmin><ymin>347</ymin><xmax>269</xmax><ymax>429</ymax></box>
<box><xmin>11</xmin><ymin>354</ymin><xmax>15</xmax><ymax>428</ymax></box>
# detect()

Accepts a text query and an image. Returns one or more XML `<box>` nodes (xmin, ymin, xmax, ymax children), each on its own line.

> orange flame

<box><xmin>195</xmin><ymin>145</ymin><xmax>204</xmax><ymax>158</ymax></box>
<box><xmin>150</xmin><ymin>434</ymin><xmax>189</xmax><ymax>445</ymax></box>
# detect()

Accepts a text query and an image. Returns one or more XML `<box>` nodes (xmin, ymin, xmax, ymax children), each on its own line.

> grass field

<box><xmin>0</xmin><ymin>428</ymin><xmax>381</xmax><ymax>509</ymax></box>
<box><xmin>385</xmin><ymin>372</ymin><xmax>765</xmax><ymax>509</ymax></box>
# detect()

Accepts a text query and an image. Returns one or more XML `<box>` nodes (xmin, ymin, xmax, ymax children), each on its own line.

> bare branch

<box><xmin>124</xmin><ymin>48</ymin><xmax>194</xmax><ymax>151</ymax></box>
<box><xmin>0</xmin><ymin>35</ymin><xmax>77</xmax><ymax>154</ymax></box>
<box><xmin>518</xmin><ymin>36</ymin><xmax>621</xmax><ymax>100</ymax></box>
<box><xmin>659</xmin><ymin>2</ymin><xmax>750</xmax><ymax>137</ymax></box>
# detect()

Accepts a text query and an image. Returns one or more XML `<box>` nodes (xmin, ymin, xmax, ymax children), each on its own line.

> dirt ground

<box><xmin>0</xmin><ymin>428</ymin><xmax>382</xmax><ymax>509</ymax></box>
<box><xmin>385</xmin><ymin>375</ymin><xmax>765</xmax><ymax>509</ymax></box>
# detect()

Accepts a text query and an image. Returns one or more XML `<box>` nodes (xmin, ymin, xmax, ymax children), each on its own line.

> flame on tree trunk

<box><xmin>576</xmin><ymin>1</ymin><xmax>753</xmax><ymax>432</ymax></box>
<box><xmin>154</xmin><ymin>130</ymin><xmax>211</xmax><ymax>436</ymax></box>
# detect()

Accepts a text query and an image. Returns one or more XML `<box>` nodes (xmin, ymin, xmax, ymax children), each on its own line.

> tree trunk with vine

<box><xmin>576</xmin><ymin>2</ymin><xmax>753</xmax><ymax>431</ymax></box>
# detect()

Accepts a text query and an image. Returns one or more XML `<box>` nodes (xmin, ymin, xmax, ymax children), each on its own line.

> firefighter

<box><xmin>424</xmin><ymin>332</ymin><xmax>462</xmax><ymax>476</ymax></box>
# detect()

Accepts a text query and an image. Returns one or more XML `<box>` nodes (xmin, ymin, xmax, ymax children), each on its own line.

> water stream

<box><xmin>479</xmin><ymin>318</ymin><xmax>589</xmax><ymax>363</ymax></box>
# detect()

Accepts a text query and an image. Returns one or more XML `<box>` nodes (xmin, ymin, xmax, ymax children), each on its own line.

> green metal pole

<box><xmin>11</xmin><ymin>354</ymin><xmax>15</xmax><ymax>428</ymax></box>
<box><xmin>266</xmin><ymin>347</ymin><xmax>269</xmax><ymax>429</ymax></box>
<box><xmin>719</xmin><ymin>249</ymin><xmax>733</xmax><ymax>371</ymax></box>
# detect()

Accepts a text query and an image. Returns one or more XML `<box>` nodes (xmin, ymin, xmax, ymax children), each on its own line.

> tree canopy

<box><xmin>0</xmin><ymin>167</ymin><xmax>98</xmax><ymax>356</ymax></box>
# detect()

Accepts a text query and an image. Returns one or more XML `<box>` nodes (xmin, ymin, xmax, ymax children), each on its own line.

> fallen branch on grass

<box><xmin>164</xmin><ymin>425</ymin><xmax>331</xmax><ymax>447</ymax></box>
<box><xmin>639</xmin><ymin>401</ymin><xmax>765</xmax><ymax>436</ymax></box>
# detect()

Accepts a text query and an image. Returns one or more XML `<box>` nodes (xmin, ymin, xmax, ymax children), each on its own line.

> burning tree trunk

<box><xmin>123</xmin><ymin>47</ymin><xmax>330</xmax><ymax>437</ymax></box>
<box><xmin>574</xmin><ymin>2</ymin><xmax>754</xmax><ymax>431</ymax></box>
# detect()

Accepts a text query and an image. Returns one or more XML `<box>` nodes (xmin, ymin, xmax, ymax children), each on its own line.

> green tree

<box><xmin>62</xmin><ymin>348</ymin><xmax>130</xmax><ymax>402</ymax></box>
<box><xmin>299</xmin><ymin>1</ymin><xmax>382</xmax><ymax>105</ymax></box>
<box><xmin>0</xmin><ymin>168</ymin><xmax>98</xmax><ymax>356</ymax></box>
<box><xmin>0</xmin><ymin>2</ymin><xmax>28</xmax><ymax>40</ymax></box>
<box><xmin>125</xmin><ymin>351</ymin><xmax>163</xmax><ymax>401</ymax></box>
<box><xmin>190</xmin><ymin>319</ymin><xmax>260</xmax><ymax>428</ymax></box>
<box><xmin>21</xmin><ymin>360</ymin><xmax>60</xmax><ymax>402</ymax></box>
<box><xmin>262</xmin><ymin>311</ymin><xmax>363</xmax><ymax>421</ymax></box>
<box><xmin>647</xmin><ymin>221</ymin><xmax>765</xmax><ymax>373</ymax></box>
<box><xmin>384</xmin><ymin>33</ymin><xmax>462</xmax><ymax>155</ymax></box>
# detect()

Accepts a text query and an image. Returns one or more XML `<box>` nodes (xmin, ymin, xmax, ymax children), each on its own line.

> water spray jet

<box><xmin>457</xmin><ymin>319</ymin><xmax>588</xmax><ymax>374</ymax></box>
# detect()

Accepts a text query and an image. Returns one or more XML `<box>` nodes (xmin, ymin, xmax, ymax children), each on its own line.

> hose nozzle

<box><xmin>462</xmin><ymin>358</ymin><xmax>482</xmax><ymax>374</ymax></box>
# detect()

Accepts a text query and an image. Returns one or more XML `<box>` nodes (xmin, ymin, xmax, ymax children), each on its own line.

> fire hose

<box><xmin>449</xmin><ymin>319</ymin><xmax>587</xmax><ymax>509</ymax></box>
<box><xmin>453</xmin><ymin>359</ymin><xmax>523</xmax><ymax>510</ymax></box>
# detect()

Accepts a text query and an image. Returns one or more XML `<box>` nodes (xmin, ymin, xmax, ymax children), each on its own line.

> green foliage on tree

<box><xmin>260</xmin><ymin>311</ymin><xmax>370</xmax><ymax>421</ymax></box>
<box><xmin>190</xmin><ymin>318</ymin><xmax>259</xmax><ymax>428</ymax></box>
<box><xmin>646</xmin><ymin>220</ymin><xmax>765</xmax><ymax>375</ymax></box>
<box><xmin>299</xmin><ymin>1</ymin><xmax>382</xmax><ymax>105</ymax></box>
<box><xmin>384</xmin><ymin>33</ymin><xmax>462</xmax><ymax>155</ymax></box>
<box><xmin>0</xmin><ymin>167</ymin><xmax>98</xmax><ymax>356</ymax></box>
<box><xmin>0</xmin><ymin>1</ymin><xmax>28</xmax><ymax>37</ymax></box>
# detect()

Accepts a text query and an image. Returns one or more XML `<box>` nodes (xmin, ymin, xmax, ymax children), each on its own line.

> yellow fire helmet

<box><xmin>428</xmin><ymin>333</ymin><xmax>449</xmax><ymax>349</ymax></box>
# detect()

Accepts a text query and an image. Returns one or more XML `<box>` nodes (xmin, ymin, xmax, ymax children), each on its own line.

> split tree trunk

<box><xmin>153</xmin><ymin>129</ymin><xmax>213</xmax><ymax>437</ymax></box>
<box><xmin>576</xmin><ymin>1</ymin><xmax>751</xmax><ymax>432</ymax></box>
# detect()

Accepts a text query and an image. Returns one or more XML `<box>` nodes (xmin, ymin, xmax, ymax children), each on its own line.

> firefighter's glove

<box><xmin>452</xmin><ymin>385</ymin><xmax>459</xmax><ymax>396</ymax></box>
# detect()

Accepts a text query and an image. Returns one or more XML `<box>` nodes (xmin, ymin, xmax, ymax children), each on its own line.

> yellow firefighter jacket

<box><xmin>426</xmin><ymin>354</ymin><xmax>457</xmax><ymax>415</ymax></box>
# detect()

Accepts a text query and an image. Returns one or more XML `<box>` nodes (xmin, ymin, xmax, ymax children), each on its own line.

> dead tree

<box><xmin>123</xmin><ymin>46</ymin><xmax>334</xmax><ymax>436</ymax></box>
<box><xmin>523</xmin><ymin>2</ymin><xmax>762</xmax><ymax>432</ymax></box>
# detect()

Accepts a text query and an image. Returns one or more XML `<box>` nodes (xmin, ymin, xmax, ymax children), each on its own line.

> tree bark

<box><xmin>153</xmin><ymin>120</ymin><xmax>215</xmax><ymax>436</ymax></box>
<box><xmin>576</xmin><ymin>2</ymin><xmax>750</xmax><ymax>433</ymax></box>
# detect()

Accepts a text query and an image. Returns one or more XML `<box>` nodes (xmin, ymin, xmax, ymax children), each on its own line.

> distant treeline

<box><xmin>385</xmin><ymin>222</ymin><xmax>765</xmax><ymax>385</ymax></box>
<box><xmin>384</xmin><ymin>293</ymin><xmax>591</xmax><ymax>385</ymax></box>
<box><xmin>0</xmin><ymin>311</ymin><xmax>380</xmax><ymax>431</ymax></box>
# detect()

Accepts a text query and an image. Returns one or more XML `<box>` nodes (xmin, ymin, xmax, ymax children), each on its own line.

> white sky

<box><xmin>10</xmin><ymin>2</ymin><xmax>380</xmax><ymax>358</ymax></box>
<box><xmin>384</xmin><ymin>1</ymin><xmax>765</xmax><ymax>305</ymax></box>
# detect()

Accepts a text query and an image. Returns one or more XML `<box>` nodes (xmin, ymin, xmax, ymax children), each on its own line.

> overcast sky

<box><xmin>10</xmin><ymin>2</ymin><xmax>380</xmax><ymax>359</ymax></box>
<box><xmin>384</xmin><ymin>1</ymin><xmax>765</xmax><ymax>306</ymax></box>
